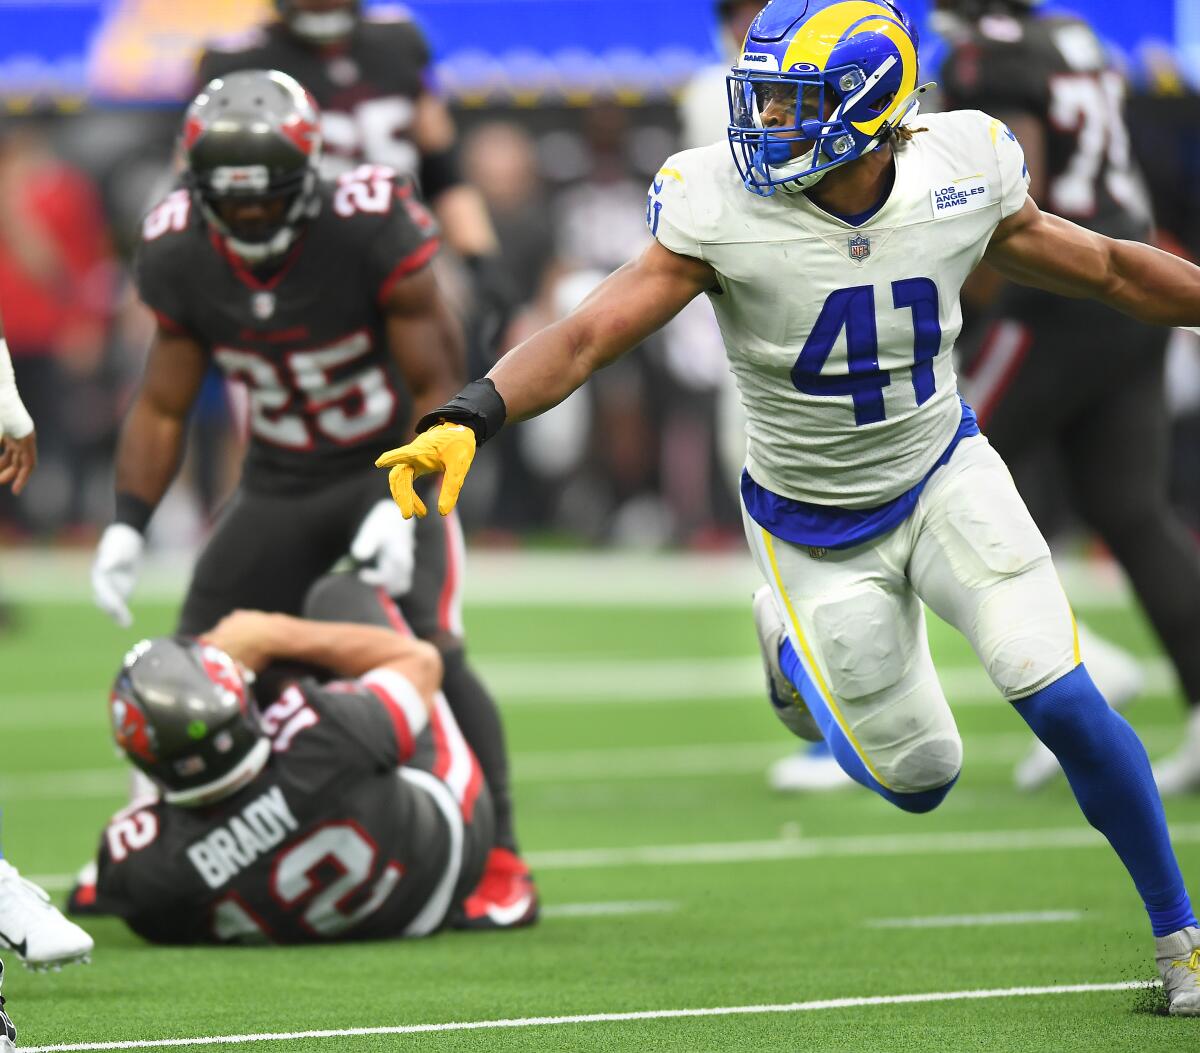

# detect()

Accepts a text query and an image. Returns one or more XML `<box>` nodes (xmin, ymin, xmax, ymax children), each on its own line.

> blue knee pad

<box><xmin>779</xmin><ymin>638</ymin><xmax>956</xmax><ymax>813</ymax></box>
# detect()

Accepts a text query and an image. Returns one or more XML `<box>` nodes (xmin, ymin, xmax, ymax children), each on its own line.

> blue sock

<box><xmin>806</xmin><ymin>739</ymin><xmax>833</xmax><ymax>759</ymax></box>
<box><xmin>1014</xmin><ymin>664</ymin><xmax>1196</xmax><ymax>937</ymax></box>
<box><xmin>779</xmin><ymin>638</ymin><xmax>956</xmax><ymax>814</ymax></box>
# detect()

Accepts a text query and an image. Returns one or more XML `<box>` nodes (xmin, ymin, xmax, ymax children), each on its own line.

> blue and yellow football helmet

<box><xmin>727</xmin><ymin>0</ymin><xmax>930</xmax><ymax>196</ymax></box>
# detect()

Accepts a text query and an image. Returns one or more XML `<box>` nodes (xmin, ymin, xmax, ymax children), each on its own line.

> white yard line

<box><xmin>0</xmin><ymin>656</ymin><xmax>1181</xmax><ymax>713</ymax></box>
<box><xmin>7</xmin><ymin>727</ymin><xmax>1183</xmax><ymax>802</ymax></box>
<box><xmin>20</xmin><ymin>981</ymin><xmax>1159</xmax><ymax>1053</ymax></box>
<box><xmin>868</xmin><ymin>910</ymin><xmax>1084</xmax><ymax>930</ymax></box>
<box><xmin>522</xmin><ymin>822</ymin><xmax>1200</xmax><ymax>871</ymax></box>
<box><xmin>541</xmin><ymin>900</ymin><xmax>678</xmax><ymax>919</ymax></box>
<box><xmin>28</xmin><ymin>821</ymin><xmax>1200</xmax><ymax>892</ymax></box>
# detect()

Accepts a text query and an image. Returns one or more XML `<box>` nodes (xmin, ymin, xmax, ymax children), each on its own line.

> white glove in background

<box><xmin>350</xmin><ymin>498</ymin><xmax>417</xmax><ymax>596</ymax></box>
<box><xmin>92</xmin><ymin>523</ymin><xmax>145</xmax><ymax>628</ymax></box>
<box><xmin>0</xmin><ymin>337</ymin><xmax>34</xmax><ymax>441</ymax></box>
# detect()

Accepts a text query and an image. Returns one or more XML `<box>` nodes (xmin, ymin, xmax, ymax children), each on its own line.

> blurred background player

<box><xmin>195</xmin><ymin>0</ymin><xmax>515</xmax><ymax>371</ymax></box>
<box><xmin>678</xmin><ymin>0</ymin><xmax>852</xmax><ymax>793</ymax></box>
<box><xmin>88</xmin><ymin>575</ymin><xmax>493</xmax><ymax>944</ymax></box>
<box><xmin>937</xmin><ymin>0</ymin><xmax>1200</xmax><ymax>794</ymax></box>
<box><xmin>0</xmin><ymin>303</ymin><xmax>94</xmax><ymax>988</ymax></box>
<box><xmin>0</xmin><ymin>112</ymin><xmax>114</xmax><ymax>540</ymax></box>
<box><xmin>88</xmin><ymin>71</ymin><xmax>534</xmax><ymax>927</ymax></box>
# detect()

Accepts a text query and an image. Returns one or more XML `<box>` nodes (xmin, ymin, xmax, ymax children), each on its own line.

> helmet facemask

<box><xmin>191</xmin><ymin>164</ymin><xmax>317</xmax><ymax>264</ymax></box>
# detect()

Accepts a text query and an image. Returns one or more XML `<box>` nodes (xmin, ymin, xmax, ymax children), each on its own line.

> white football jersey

<box><xmin>649</xmin><ymin>109</ymin><xmax>1030</xmax><ymax>508</ymax></box>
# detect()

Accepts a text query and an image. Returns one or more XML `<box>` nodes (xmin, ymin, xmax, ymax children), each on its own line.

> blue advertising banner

<box><xmin>0</xmin><ymin>0</ymin><xmax>1189</xmax><ymax>105</ymax></box>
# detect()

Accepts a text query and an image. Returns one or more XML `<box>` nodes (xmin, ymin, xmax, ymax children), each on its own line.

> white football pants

<box><xmin>742</xmin><ymin>434</ymin><xmax>1080</xmax><ymax>794</ymax></box>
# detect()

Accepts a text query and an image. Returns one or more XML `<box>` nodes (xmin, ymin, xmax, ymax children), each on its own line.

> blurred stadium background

<box><xmin>3</xmin><ymin>3</ymin><xmax>1200</xmax><ymax>1048</ymax></box>
<box><xmin>0</xmin><ymin>0</ymin><xmax>1199</xmax><ymax>552</ymax></box>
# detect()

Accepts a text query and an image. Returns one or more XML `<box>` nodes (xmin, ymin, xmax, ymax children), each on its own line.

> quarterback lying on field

<box><xmin>376</xmin><ymin>0</ymin><xmax>1200</xmax><ymax>1014</ymax></box>
<box><xmin>87</xmin><ymin>575</ymin><xmax>492</xmax><ymax>944</ymax></box>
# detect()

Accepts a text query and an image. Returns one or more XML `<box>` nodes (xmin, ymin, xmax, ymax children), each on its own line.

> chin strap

<box><xmin>224</xmin><ymin>225</ymin><xmax>300</xmax><ymax>264</ymax></box>
<box><xmin>199</xmin><ymin>174</ymin><xmax>320</xmax><ymax>265</ymax></box>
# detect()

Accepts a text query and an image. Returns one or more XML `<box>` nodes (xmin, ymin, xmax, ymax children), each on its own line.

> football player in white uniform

<box><xmin>376</xmin><ymin>0</ymin><xmax>1200</xmax><ymax>1014</ymax></box>
<box><xmin>0</xmin><ymin>308</ymin><xmax>93</xmax><ymax>1036</ymax></box>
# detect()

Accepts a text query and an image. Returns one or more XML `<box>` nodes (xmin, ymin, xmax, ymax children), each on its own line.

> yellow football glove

<box><xmin>375</xmin><ymin>423</ymin><xmax>477</xmax><ymax>518</ymax></box>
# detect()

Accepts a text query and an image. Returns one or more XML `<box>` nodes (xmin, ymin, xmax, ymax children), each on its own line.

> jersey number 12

<box><xmin>792</xmin><ymin>277</ymin><xmax>941</xmax><ymax>426</ymax></box>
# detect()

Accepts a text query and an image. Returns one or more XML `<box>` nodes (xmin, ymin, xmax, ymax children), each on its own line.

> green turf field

<box><xmin>1</xmin><ymin>552</ymin><xmax>1198</xmax><ymax>1052</ymax></box>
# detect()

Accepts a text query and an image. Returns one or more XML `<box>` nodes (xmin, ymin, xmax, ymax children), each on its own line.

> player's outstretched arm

<box><xmin>92</xmin><ymin>324</ymin><xmax>207</xmax><ymax>626</ymax></box>
<box><xmin>204</xmin><ymin>609</ymin><xmax>440</xmax><ymax>705</ymax></box>
<box><xmin>985</xmin><ymin>196</ymin><xmax>1200</xmax><ymax>328</ymax></box>
<box><xmin>376</xmin><ymin>241</ymin><xmax>715</xmax><ymax>517</ymax></box>
<box><xmin>0</xmin><ymin>314</ymin><xmax>37</xmax><ymax>495</ymax></box>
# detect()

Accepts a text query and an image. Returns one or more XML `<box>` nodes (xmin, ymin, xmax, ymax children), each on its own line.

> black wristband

<box><xmin>418</xmin><ymin>143</ymin><xmax>463</xmax><ymax>202</ymax></box>
<box><xmin>415</xmin><ymin>378</ymin><xmax>507</xmax><ymax>446</ymax></box>
<box><xmin>114</xmin><ymin>492</ymin><xmax>153</xmax><ymax>534</ymax></box>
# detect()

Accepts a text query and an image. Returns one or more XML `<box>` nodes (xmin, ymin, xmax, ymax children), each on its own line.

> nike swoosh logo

<box><xmin>0</xmin><ymin>929</ymin><xmax>26</xmax><ymax>959</ymax></box>
<box><xmin>485</xmin><ymin>894</ymin><xmax>534</xmax><ymax>927</ymax></box>
<box><xmin>652</xmin><ymin>178</ymin><xmax>664</xmax><ymax>194</ymax></box>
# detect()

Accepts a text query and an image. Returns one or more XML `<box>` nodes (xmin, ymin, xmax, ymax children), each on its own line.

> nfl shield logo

<box><xmin>848</xmin><ymin>234</ymin><xmax>871</xmax><ymax>262</ymax></box>
<box><xmin>251</xmin><ymin>291</ymin><xmax>275</xmax><ymax>320</ymax></box>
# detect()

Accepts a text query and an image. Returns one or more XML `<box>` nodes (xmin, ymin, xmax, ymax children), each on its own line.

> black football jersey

<box><xmin>135</xmin><ymin>169</ymin><xmax>438</xmax><ymax>493</ymax></box>
<box><xmin>93</xmin><ymin>671</ymin><xmax>491</xmax><ymax>945</ymax></box>
<box><xmin>940</xmin><ymin>10</ymin><xmax>1152</xmax><ymax>241</ymax></box>
<box><xmin>196</xmin><ymin>13</ymin><xmax>430</xmax><ymax>179</ymax></box>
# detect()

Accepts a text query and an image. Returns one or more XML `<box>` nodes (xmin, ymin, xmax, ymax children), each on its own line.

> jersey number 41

<box><xmin>792</xmin><ymin>277</ymin><xmax>941</xmax><ymax>426</ymax></box>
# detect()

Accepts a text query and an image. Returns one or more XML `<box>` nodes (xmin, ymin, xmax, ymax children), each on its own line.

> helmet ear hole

<box><xmin>867</xmin><ymin>90</ymin><xmax>897</xmax><ymax>115</ymax></box>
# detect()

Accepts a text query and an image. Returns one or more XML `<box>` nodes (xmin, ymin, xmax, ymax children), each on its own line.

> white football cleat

<box><xmin>752</xmin><ymin>586</ymin><xmax>821</xmax><ymax>743</ymax></box>
<box><xmin>1155</xmin><ymin>925</ymin><xmax>1200</xmax><ymax>1016</ymax></box>
<box><xmin>768</xmin><ymin>746</ymin><xmax>856</xmax><ymax>793</ymax></box>
<box><xmin>1153</xmin><ymin>708</ymin><xmax>1200</xmax><ymax>797</ymax></box>
<box><xmin>1014</xmin><ymin>622</ymin><xmax>1144</xmax><ymax>791</ymax></box>
<box><xmin>0</xmin><ymin>959</ymin><xmax>15</xmax><ymax>1053</ymax></box>
<box><xmin>0</xmin><ymin>860</ymin><xmax>93</xmax><ymax>970</ymax></box>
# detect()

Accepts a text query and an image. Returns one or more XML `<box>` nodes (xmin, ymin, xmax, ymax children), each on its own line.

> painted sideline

<box><xmin>22</xmin><ymin>981</ymin><xmax>1159</xmax><ymax>1052</ymax></box>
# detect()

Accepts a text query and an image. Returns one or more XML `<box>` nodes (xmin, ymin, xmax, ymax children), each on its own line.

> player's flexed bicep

<box><xmin>985</xmin><ymin>197</ymin><xmax>1200</xmax><ymax>329</ymax></box>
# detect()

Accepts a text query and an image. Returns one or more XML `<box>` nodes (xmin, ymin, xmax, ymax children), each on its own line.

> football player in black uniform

<box><xmin>195</xmin><ymin>0</ymin><xmax>513</xmax><ymax>353</ymax></box>
<box><xmin>89</xmin><ymin>574</ymin><xmax>493</xmax><ymax>944</ymax></box>
<box><xmin>88</xmin><ymin>71</ymin><xmax>535</xmax><ymax>926</ymax></box>
<box><xmin>938</xmin><ymin>0</ymin><xmax>1200</xmax><ymax>794</ymax></box>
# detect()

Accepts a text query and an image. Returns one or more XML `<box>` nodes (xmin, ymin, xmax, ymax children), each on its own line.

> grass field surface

<box><xmin>1</xmin><ymin>551</ymin><xmax>1198</xmax><ymax>1051</ymax></box>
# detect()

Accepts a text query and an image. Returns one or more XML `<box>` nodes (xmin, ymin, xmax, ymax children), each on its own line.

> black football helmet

<box><xmin>182</xmin><ymin>69</ymin><xmax>322</xmax><ymax>262</ymax></box>
<box><xmin>275</xmin><ymin>0</ymin><xmax>361</xmax><ymax>44</ymax></box>
<box><xmin>109</xmin><ymin>636</ymin><xmax>269</xmax><ymax>806</ymax></box>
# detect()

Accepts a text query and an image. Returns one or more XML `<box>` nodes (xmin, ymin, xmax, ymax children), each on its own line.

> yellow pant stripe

<box><xmin>759</xmin><ymin>528</ymin><xmax>892</xmax><ymax>789</ymax></box>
